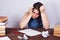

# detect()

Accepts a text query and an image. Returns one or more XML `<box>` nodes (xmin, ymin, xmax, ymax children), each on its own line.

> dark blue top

<box><xmin>28</xmin><ymin>16</ymin><xmax>43</xmax><ymax>29</ymax></box>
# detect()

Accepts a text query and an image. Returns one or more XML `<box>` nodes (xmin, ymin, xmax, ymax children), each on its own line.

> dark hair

<box><xmin>32</xmin><ymin>2</ymin><xmax>43</xmax><ymax>16</ymax></box>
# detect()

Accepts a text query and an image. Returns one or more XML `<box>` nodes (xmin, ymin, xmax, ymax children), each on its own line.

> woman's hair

<box><xmin>33</xmin><ymin>2</ymin><xmax>43</xmax><ymax>10</ymax></box>
<box><xmin>32</xmin><ymin>2</ymin><xmax>43</xmax><ymax>27</ymax></box>
<box><xmin>32</xmin><ymin>2</ymin><xmax>43</xmax><ymax>16</ymax></box>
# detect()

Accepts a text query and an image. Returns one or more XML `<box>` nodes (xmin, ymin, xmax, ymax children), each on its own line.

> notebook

<box><xmin>18</xmin><ymin>29</ymin><xmax>41</xmax><ymax>36</ymax></box>
<box><xmin>0</xmin><ymin>36</ymin><xmax>11</xmax><ymax>40</ymax></box>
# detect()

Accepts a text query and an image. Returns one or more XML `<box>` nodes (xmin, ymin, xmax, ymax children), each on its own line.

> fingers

<box><xmin>29</xmin><ymin>6</ymin><xmax>33</xmax><ymax>13</ymax></box>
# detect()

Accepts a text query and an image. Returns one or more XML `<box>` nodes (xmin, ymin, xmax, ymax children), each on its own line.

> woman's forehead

<box><xmin>33</xmin><ymin>9</ymin><xmax>39</xmax><ymax>13</ymax></box>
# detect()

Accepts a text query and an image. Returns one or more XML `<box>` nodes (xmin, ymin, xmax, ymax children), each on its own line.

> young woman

<box><xmin>20</xmin><ymin>2</ymin><xmax>50</xmax><ymax>29</ymax></box>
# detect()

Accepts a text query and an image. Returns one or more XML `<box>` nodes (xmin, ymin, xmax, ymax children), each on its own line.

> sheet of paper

<box><xmin>0</xmin><ymin>36</ymin><xmax>11</xmax><ymax>40</ymax></box>
<box><xmin>18</xmin><ymin>29</ymin><xmax>41</xmax><ymax>36</ymax></box>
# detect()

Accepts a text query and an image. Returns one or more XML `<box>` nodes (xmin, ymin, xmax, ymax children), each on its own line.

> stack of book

<box><xmin>0</xmin><ymin>16</ymin><xmax>8</xmax><ymax>36</ymax></box>
<box><xmin>53</xmin><ymin>25</ymin><xmax>60</xmax><ymax>37</ymax></box>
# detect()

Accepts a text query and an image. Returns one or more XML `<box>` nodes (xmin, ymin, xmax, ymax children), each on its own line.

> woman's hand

<box><xmin>29</xmin><ymin>7</ymin><xmax>33</xmax><ymax>16</ymax></box>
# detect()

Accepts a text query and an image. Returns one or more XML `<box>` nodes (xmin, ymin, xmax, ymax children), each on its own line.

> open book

<box><xmin>0</xmin><ymin>36</ymin><xmax>11</xmax><ymax>40</ymax></box>
<box><xmin>18</xmin><ymin>29</ymin><xmax>41</xmax><ymax>36</ymax></box>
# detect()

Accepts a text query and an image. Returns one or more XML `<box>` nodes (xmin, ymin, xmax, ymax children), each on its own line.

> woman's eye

<box><xmin>33</xmin><ymin>12</ymin><xmax>35</xmax><ymax>13</ymax></box>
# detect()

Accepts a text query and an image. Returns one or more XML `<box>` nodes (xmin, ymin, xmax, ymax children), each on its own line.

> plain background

<box><xmin>0</xmin><ymin>0</ymin><xmax>60</xmax><ymax>28</ymax></box>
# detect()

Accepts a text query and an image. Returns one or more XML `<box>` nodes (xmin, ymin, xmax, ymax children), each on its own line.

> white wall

<box><xmin>0</xmin><ymin>0</ymin><xmax>60</xmax><ymax>28</ymax></box>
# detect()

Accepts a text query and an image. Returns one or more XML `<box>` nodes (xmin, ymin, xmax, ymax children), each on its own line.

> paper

<box><xmin>0</xmin><ymin>21</ymin><xmax>8</xmax><ymax>26</ymax></box>
<box><xmin>41</xmin><ymin>31</ymin><xmax>49</xmax><ymax>38</ymax></box>
<box><xmin>23</xmin><ymin>34</ymin><xmax>28</xmax><ymax>39</ymax></box>
<box><xmin>18</xmin><ymin>29</ymin><xmax>41</xmax><ymax>36</ymax></box>
<box><xmin>17</xmin><ymin>36</ymin><xmax>22</xmax><ymax>39</ymax></box>
<box><xmin>0</xmin><ymin>36</ymin><xmax>11</xmax><ymax>40</ymax></box>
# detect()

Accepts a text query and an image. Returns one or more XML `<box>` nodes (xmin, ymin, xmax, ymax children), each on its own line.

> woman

<box><xmin>20</xmin><ymin>2</ymin><xmax>50</xmax><ymax>29</ymax></box>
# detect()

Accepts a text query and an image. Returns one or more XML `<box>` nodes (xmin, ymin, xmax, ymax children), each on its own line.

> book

<box><xmin>0</xmin><ymin>31</ymin><xmax>5</xmax><ymax>33</ymax></box>
<box><xmin>0</xmin><ymin>16</ymin><xmax>8</xmax><ymax>36</ymax></box>
<box><xmin>0</xmin><ymin>21</ymin><xmax>8</xmax><ymax>26</ymax></box>
<box><xmin>53</xmin><ymin>25</ymin><xmax>60</xmax><ymax>37</ymax></box>
<box><xmin>18</xmin><ymin>29</ymin><xmax>41</xmax><ymax>36</ymax></box>
<box><xmin>53</xmin><ymin>33</ymin><xmax>60</xmax><ymax>37</ymax></box>
<box><xmin>0</xmin><ymin>28</ymin><xmax>5</xmax><ymax>31</ymax></box>
<box><xmin>0</xmin><ymin>36</ymin><xmax>11</xmax><ymax>40</ymax></box>
<box><xmin>0</xmin><ymin>16</ymin><xmax>8</xmax><ymax>23</ymax></box>
<box><xmin>0</xmin><ymin>33</ymin><xmax>5</xmax><ymax>36</ymax></box>
<box><xmin>0</xmin><ymin>26</ymin><xmax>6</xmax><ymax>28</ymax></box>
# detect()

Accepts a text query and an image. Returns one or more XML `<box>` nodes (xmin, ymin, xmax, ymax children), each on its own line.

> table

<box><xmin>2</xmin><ymin>28</ymin><xmax>60</xmax><ymax>40</ymax></box>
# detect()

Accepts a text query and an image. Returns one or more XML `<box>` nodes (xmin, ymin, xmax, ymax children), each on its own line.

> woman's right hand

<box><xmin>29</xmin><ymin>7</ymin><xmax>33</xmax><ymax>16</ymax></box>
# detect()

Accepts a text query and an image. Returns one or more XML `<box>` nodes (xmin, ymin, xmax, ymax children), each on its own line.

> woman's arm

<box><xmin>20</xmin><ymin>7</ymin><xmax>33</xmax><ymax>29</ymax></box>
<box><xmin>40</xmin><ymin>6</ymin><xmax>50</xmax><ymax>29</ymax></box>
<box><xmin>20</xmin><ymin>12</ymin><xmax>32</xmax><ymax>29</ymax></box>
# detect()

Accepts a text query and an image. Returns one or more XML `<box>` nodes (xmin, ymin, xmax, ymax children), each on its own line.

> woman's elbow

<box><xmin>43</xmin><ymin>24</ymin><xmax>50</xmax><ymax>29</ymax></box>
<box><xmin>20</xmin><ymin>23</ymin><xmax>24</xmax><ymax>29</ymax></box>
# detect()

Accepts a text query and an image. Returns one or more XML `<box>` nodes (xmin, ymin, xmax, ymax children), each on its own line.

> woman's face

<box><xmin>32</xmin><ymin>9</ymin><xmax>40</xmax><ymax>19</ymax></box>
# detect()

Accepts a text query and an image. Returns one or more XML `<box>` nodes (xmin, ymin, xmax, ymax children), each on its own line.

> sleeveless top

<box><xmin>28</xmin><ymin>15</ymin><xmax>43</xmax><ymax>29</ymax></box>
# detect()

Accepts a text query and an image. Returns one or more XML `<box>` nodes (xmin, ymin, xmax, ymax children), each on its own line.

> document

<box><xmin>18</xmin><ymin>29</ymin><xmax>41</xmax><ymax>36</ymax></box>
<box><xmin>0</xmin><ymin>36</ymin><xmax>11</xmax><ymax>40</ymax></box>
